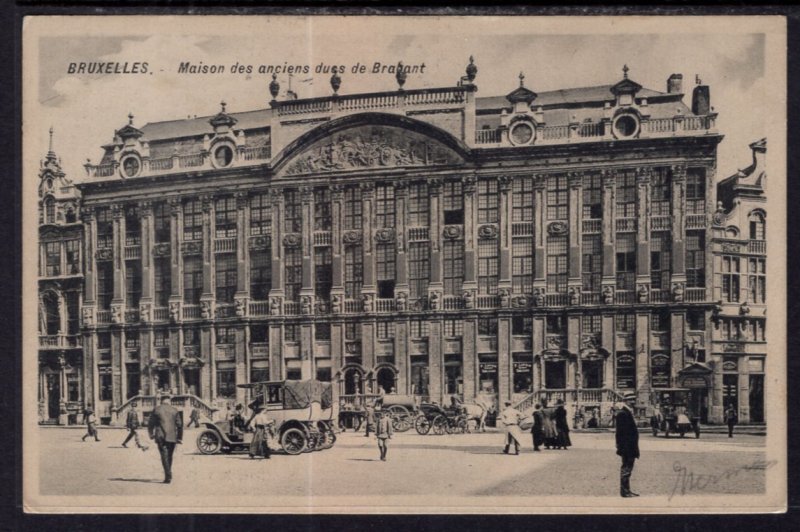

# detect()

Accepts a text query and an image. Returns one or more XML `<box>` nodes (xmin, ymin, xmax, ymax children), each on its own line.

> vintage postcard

<box><xmin>22</xmin><ymin>15</ymin><xmax>787</xmax><ymax>513</ymax></box>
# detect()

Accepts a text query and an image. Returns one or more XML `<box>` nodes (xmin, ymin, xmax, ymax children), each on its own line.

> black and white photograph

<box><xmin>21</xmin><ymin>15</ymin><xmax>787</xmax><ymax>513</ymax></box>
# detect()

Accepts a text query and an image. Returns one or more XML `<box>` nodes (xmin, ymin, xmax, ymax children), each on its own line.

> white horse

<box><xmin>461</xmin><ymin>395</ymin><xmax>496</xmax><ymax>433</ymax></box>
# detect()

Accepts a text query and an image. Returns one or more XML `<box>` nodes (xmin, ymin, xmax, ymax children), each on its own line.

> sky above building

<box><xmin>26</xmin><ymin>16</ymin><xmax>777</xmax><ymax>184</ymax></box>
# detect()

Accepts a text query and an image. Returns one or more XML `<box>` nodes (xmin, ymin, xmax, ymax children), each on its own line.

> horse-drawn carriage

<box><xmin>413</xmin><ymin>402</ymin><xmax>469</xmax><ymax>435</ymax></box>
<box><xmin>196</xmin><ymin>379</ymin><xmax>337</xmax><ymax>455</ymax></box>
<box><xmin>649</xmin><ymin>388</ymin><xmax>701</xmax><ymax>439</ymax></box>
<box><xmin>337</xmin><ymin>393</ymin><xmax>417</xmax><ymax>433</ymax></box>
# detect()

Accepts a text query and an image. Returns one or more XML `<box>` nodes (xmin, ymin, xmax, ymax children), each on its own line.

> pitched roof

<box><xmin>139</xmin><ymin>109</ymin><xmax>272</xmax><ymax>142</ymax></box>
<box><xmin>476</xmin><ymin>84</ymin><xmax>668</xmax><ymax>111</ymax></box>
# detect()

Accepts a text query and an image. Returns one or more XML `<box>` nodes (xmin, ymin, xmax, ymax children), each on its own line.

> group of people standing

<box><xmin>499</xmin><ymin>399</ymin><xmax>572</xmax><ymax>455</ymax></box>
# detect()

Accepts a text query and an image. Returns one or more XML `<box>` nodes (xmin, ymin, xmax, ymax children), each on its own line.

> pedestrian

<box><xmin>531</xmin><ymin>403</ymin><xmax>544</xmax><ymax>452</ymax></box>
<box><xmin>374</xmin><ymin>407</ymin><xmax>393</xmax><ymax>461</ymax></box>
<box><xmin>554</xmin><ymin>399</ymin><xmax>572</xmax><ymax>450</ymax></box>
<box><xmin>230</xmin><ymin>403</ymin><xmax>247</xmax><ymax>439</ymax></box>
<box><xmin>121</xmin><ymin>402</ymin><xmax>148</xmax><ymax>451</ymax></box>
<box><xmin>615</xmin><ymin>394</ymin><xmax>640</xmax><ymax>497</ymax></box>
<box><xmin>187</xmin><ymin>407</ymin><xmax>201</xmax><ymax>428</ymax></box>
<box><xmin>147</xmin><ymin>394</ymin><xmax>183</xmax><ymax>484</ymax></box>
<box><xmin>724</xmin><ymin>404</ymin><xmax>738</xmax><ymax>438</ymax></box>
<box><xmin>81</xmin><ymin>407</ymin><xmax>100</xmax><ymax>442</ymax></box>
<box><xmin>364</xmin><ymin>402</ymin><xmax>375</xmax><ymax>438</ymax></box>
<box><xmin>499</xmin><ymin>401</ymin><xmax>523</xmax><ymax>455</ymax></box>
<box><xmin>541</xmin><ymin>405</ymin><xmax>559</xmax><ymax>449</ymax></box>
<box><xmin>248</xmin><ymin>407</ymin><xmax>274</xmax><ymax>460</ymax></box>
<box><xmin>587</xmin><ymin>408</ymin><xmax>599</xmax><ymax>429</ymax></box>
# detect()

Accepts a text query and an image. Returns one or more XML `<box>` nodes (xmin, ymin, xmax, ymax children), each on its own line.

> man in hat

<box><xmin>122</xmin><ymin>401</ymin><xmax>148</xmax><ymax>451</ymax></box>
<box><xmin>374</xmin><ymin>407</ymin><xmax>393</xmax><ymax>461</ymax></box>
<box><xmin>81</xmin><ymin>407</ymin><xmax>100</xmax><ymax>442</ymax></box>
<box><xmin>499</xmin><ymin>400</ymin><xmax>523</xmax><ymax>455</ymax></box>
<box><xmin>148</xmin><ymin>394</ymin><xmax>183</xmax><ymax>484</ymax></box>
<box><xmin>554</xmin><ymin>399</ymin><xmax>572</xmax><ymax>450</ymax></box>
<box><xmin>531</xmin><ymin>403</ymin><xmax>545</xmax><ymax>451</ymax></box>
<box><xmin>615</xmin><ymin>393</ymin><xmax>640</xmax><ymax>497</ymax></box>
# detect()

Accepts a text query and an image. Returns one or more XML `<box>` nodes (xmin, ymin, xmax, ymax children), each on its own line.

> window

<box><xmin>67</xmin><ymin>372</ymin><xmax>82</xmax><ymax>402</ymax></box>
<box><xmin>154</xmin><ymin>257</ymin><xmax>171</xmax><ymax>307</ymax></box>
<box><xmin>183</xmin><ymin>256</ymin><xmax>202</xmax><ymax>304</ymax></box>
<box><xmin>749</xmin><ymin>212</ymin><xmax>765</xmax><ymax>240</ymax></box>
<box><xmin>97</xmin><ymin>262</ymin><xmax>113</xmax><ymax>309</ymax></box>
<box><xmin>315</xmin><ymin>322</ymin><xmax>331</xmax><ymax>341</ymax></box>
<box><xmin>582</xmin><ymin>173</ymin><xmax>602</xmax><ymax>219</ymax></box>
<box><xmin>214</xmin><ymin>196</ymin><xmax>237</xmax><ymax>238</ymax></box>
<box><xmin>98</xmin><ymin>331</ymin><xmax>112</xmax><ymax>349</ymax></box>
<box><xmin>512</xmin><ymin>316</ymin><xmax>532</xmax><ymax>335</ymax></box>
<box><xmin>443</xmin><ymin>180</ymin><xmax>464</xmax><ymax>225</ymax></box>
<box><xmin>316</xmin><ymin>367</ymin><xmax>332</xmax><ymax>383</ymax></box>
<box><xmin>314</xmin><ymin>247</ymin><xmax>333</xmax><ymax>302</ymax></box>
<box><xmin>686</xmin><ymin>231</ymin><xmax>705</xmax><ymax>288</ymax></box>
<box><xmin>125</xmin><ymin>207</ymin><xmax>140</xmax><ymax>246</ymax></box>
<box><xmin>66</xmin><ymin>240</ymin><xmax>80</xmax><ymax>275</ymax></box>
<box><xmin>284</xmin><ymin>324</ymin><xmax>300</xmax><ymax>342</ymax></box>
<box><xmin>250</xmin><ymin>364</ymin><xmax>270</xmax><ymax>384</ymax></box>
<box><xmin>376</xmin><ymin>321</ymin><xmax>395</xmax><ymax>339</ymax></box>
<box><xmin>582</xmin><ymin>314</ymin><xmax>602</xmax><ymax>334</ymax></box>
<box><xmin>286</xmin><ymin>368</ymin><xmax>302</xmax><ymax>380</ymax></box>
<box><xmin>582</xmin><ymin>235</ymin><xmax>601</xmax><ymax>293</ymax></box>
<box><xmin>443</xmin><ymin>240</ymin><xmax>464</xmax><ymax>296</ymax></box>
<box><xmin>250</xmin><ymin>325</ymin><xmax>268</xmax><ymax>344</ymax></box>
<box><xmin>478</xmin><ymin>318</ymin><xmax>497</xmax><ymax>336</ymax></box>
<box><xmin>748</xmin><ymin>258</ymin><xmax>766</xmax><ymax>304</ymax></box>
<box><xmin>99</xmin><ymin>372</ymin><xmax>113</xmax><ymax>401</ymax></box>
<box><xmin>616</xmin><ymin>234</ymin><xmax>636</xmax><ymax>291</ymax></box>
<box><xmin>284</xmin><ymin>248</ymin><xmax>302</xmax><ymax>302</ymax></box>
<box><xmin>748</xmin><ymin>320</ymin><xmax>765</xmax><ymax>342</ymax></box>
<box><xmin>216</xmin><ymin>366</ymin><xmax>236</xmax><ymax>398</ymax></box>
<box><xmin>45</xmin><ymin>242</ymin><xmax>60</xmax><ymax>276</ymax></box>
<box><xmin>547</xmin><ymin>174</ymin><xmax>568</xmax><ymax>220</ymax></box>
<box><xmin>409</xmin><ymin>320</ymin><xmax>428</xmax><ymax>339</ymax></box>
<box><xmin>512</xmin><ymin>237</ymin><xmax>533</xmax><ymax>294</ymax></box>
<box><xmin>720</xmin><ymin>319</ymin><xmax>738</xmax><ymax>341</ymax></box>
<box><xmin>650</xmin><ymin>351</ymin><xmax>670</xmax><ymax>388</ymax></box>
<box><xmin>686</xmin><ymin>168</ymin><xmax>706</xmax><ymax>214</ymax></box>
<box><xmin>152</xmin><ymin>329</ymin><xmax>168</xmax><ymax>348</ymax></box>
<box><xmin>344</xmin><ymin>186</ymin><xmax>362</xmax><ymax>230</ymax></box>
<box><xmin>215</xmin><ymin>254</ymin><xmax>237</xmax><ymax>303</ymax></box>
<box><xmin>687</xmin><ymin>310</ymin><xmax>705</xmax><ymax>331</ymax></box>
<box><xmin>250</xmin><ymin>193</ymin><xmax>271</xmax><ymax>236</ymax></box>
<box><xmin>650</xmin><ymin>232</ymin><xmax>671</xmax><ymax>290</ymax></box>
<box><xmin>125</xmin><ymin>261</ymin><xmax>141</xmax><ymax>308</ymax></box>
<box><xmin>66</xmin><ymin>291</ymin><xmax>80</xmax><ymax>335</ymax></box>
<box><xmin>183</xmin><ymin>199</ymin><xmax>203</xmax><ymax>241</ymax></box>
<box><xmin>616</xmin><ymin>351</ymin><xmax>636</xmax><ymax>388</ymax></box>
<box><xmin>44</xmin><ymin>197</ymin><xmax>56</xmax><ymax>224</ymax></box>
<box><xmin>345</xmin><ymin>322</ymin><xmax>361</xmax><ymax>341</ymax></box>
<box><xmin>344</xmin><ymin>244</ymin><xmax>363</xmax><ymax>299</ymax></box>
<box><xmin>477</xmin><ymin>179</ymin><xmax>498</xmax><ymax>223</ymax></box>
<box><xmin>184</xmin><ymin>328</ymin><xmax>200</xmax><ymax>346</ymax></box>
<box><xmin>722</xmin><ymin>373</ymin><xmax>738</xmax><ymax>409</ymax></box>
<box><xmin>375</xmin><ymin>183</ymin><xmax>395</xmax><ymax>228</ymax></box>
<box><xmin>445</xmin><ymin>359</ymin><xmax>463</xmax><ymax>395</ymax></box>
<box><xmin>125</xmin><ymin>331</ymin><xmax>140</xmax><ymax>348</ymax></box>
<box><xmin>376</xmin><ymin>243</ymin><xmax>395</xmax><ymax>299</ymax></box>
<box><xmin>615</xmin><ymin>314</ymin><xmax>635</xmax><ymax>333</ymax></box>
<box><xmin>250</xmin><ymin>250</ymin><xmax>271</xmax><ymax>301</ymax></box>
<box><xmin>512</xmin><ymin>176</ymin><xmax>533</xmax><ymax>222</ymax></box>
<box><xmin>615</xmin><ymin>169</ymin><xmax>636</xmax><ymax>218</ymax></box>
<box><xmin>546</xmin><ymin>236</ymin><xmax>568</xmax><ymax>293</ymax></box>
<box><xmin>96</xmin><ymin>207</ymin><xmax>113</xmax><ymax>249</ymax></box>
<box><xmin>546</xmin><ymin>315</ymin><xmax>565</xmax><ymax>334</ymax></box>
<box><xmin>651</xmin><ymin>309</ymin><xmax>670</xmax><ymax>332</ymax></box>
<box><xmin>650</xmin><ymin>168</ymin><xmax>671</xmax><ymax>216</ymax></box>
<box><xmin>284</xmin><ymin>190</ymin><xmax>302</xmax><ymax>233</ymax></box>
<box><xmin>216</xmin><ymin>326</ymin><xmax>235</xmax><ymax>344</ymax></box>
<box><xmin>721</xmin><ymin>256</ymin><xmax>741</xmax><ymax>302</ymax></box>
<box><xmin>408</xmin><ymin>182</ymin><xmax>429</xmax><ymax>226</ymax></box>
<box><xmin>443</xmin><ymin>319</ymin><xmax>463</xmax><ymax>337</ymax></box>
<box><xmin>410</xmin><ymin>359</ymin><xmax>430</xmax><ymax>396</ymax></box>
<box><xmin>41</xmin><ymin>292</ymin><xmax>59</xmax><ymax>335</ymax></box>
<box><xmin>313</xmin><ymin>187</ymin><xmax>331</xmax><ymax>231</ymax></box>
<box><xmin>513</xmin><ymin>355</ymin><xmax>533</xmax><ymax>393</ymax></box>
<box><xmin>478</xmin><ymin>239</ymin><xmax>499</xmax><ymax>295</ymax></box>
<box><xmin>408</xmin><ymin>242</ymin><xmax>429</xmax><ymax>299</ymax></box>
<box><xmin>153</xmin><ymin>202</ymin><xmax>170</xmax><ymax>243</ymax></box>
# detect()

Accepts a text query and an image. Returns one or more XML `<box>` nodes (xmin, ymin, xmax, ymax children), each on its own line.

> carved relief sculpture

<box><xmin>200</xmin><ymin>301</ymin><xmax>211</xmax><ymax>319</ymax></box>
<box><xmin>169</xmin><ymin>302</ymin><xmax>180</xmax><ymax>322</ymax></box>
<box><xmin>637</xmin><ymin>284</ymin><xmax>649</xmax><ymax>303</ymax></box>
<box><xmin>533</xmin><ymin>288</ymin><xmax>545</xmax><ymax>307</ymax></box>
<box><xmin>395</xmin><ymin>291</ymin><xmax>408</xmax><ymax>311</ymax></box>
<box><xmin>374</xmin><ymin>228</ymin><xmax>394</xmax><ymax>243</ymax></box>
<box><xmin>569</xmin><ymin>287</ymin><xmax>579</xmax><ymax>305</ymax></box>
<box><xmin>602</xmin><ymin>286</ymin><xmax>614</xmax><ymax>304</ymax></box>
<box><xmin>498</xmin><ymin>289</ymin><xmax>510</xmax><ymax>308</ymax></box>
<box><xmin>234</xmin><ymin>298</ymin><xmax>246</xmax><ymax>318</ymax></box>
<box><xmin>139</xmin><ymin>303</ymin><xmax>151</xmax><ymax>323</ymax></box>
<box><xmin>672</xmin><ymin>283</ymin><xmax>684</xmax><ymax>303</ymax></box>
<box><xmin>269</xmin><ymin>297</ymin><xmax>282</xmax><ymax>316</ymax></box>
<box><xmin>81</xmin><ymin>306</ymin><xmax>94</xmax><ymax>327</ymax></box>
<box><xmin>342</xmin><ymin>230</ymin><xmax>362</xmax><ymax>245</ymax></box>
<box><xmin>429</xmin><ymin>292</ymin><xmax>440</xmax><ymax>311</ymax></box>
<box><xmin>301</xmin><ymin>296</ymin><xmax>313</xmax><ymax>315</ymax></box>
<box><xmin>362</xmin><ymin>294</ymin><xmax>374</xmax><ymax>313</ymax></box>
<box><xmin>110</xmin><ymin>305</ymin><xmax>122</xmax><ymax>325</ymax></box>
<box><xmin>330</xmin><ymin>294</ymin><xmax>341</xmax><ymax>314</ymax></box>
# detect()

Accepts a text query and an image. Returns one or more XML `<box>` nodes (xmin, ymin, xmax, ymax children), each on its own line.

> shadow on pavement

<box><xmin>347</xmin><ymin>458</ymin><xmax>379</xmax><ymax>462</ymax></box>
<box><xmin>109</xmin><ymin>477</ymin><xmax>163</xmax><ymax>484</ymax></box>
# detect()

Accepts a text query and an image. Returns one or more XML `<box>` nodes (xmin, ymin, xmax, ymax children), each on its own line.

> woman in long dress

<box><xmin>248</xmin><ymin>408</ymin><xmax>274</xmax><ymax>460</ymax></box>
<box><xmin>541</xmin><ymin>406</ymin><xmax>559</xmax><ymax>449</ymax></box>
<box><xmin>554</xmin><ymin>400</ymin><xmax>572</xmax><ymax>449</ymax></box>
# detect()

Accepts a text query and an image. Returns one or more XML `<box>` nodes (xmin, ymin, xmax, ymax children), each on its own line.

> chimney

<box><xmin>667</xmin><ymin>73</ymin><xmax>683</xmax><ymax>94</ymax></box>
<box><xmin>692</xmin><ymin>77</ymin><xmax>710</xmax><ymax>115</ymax></box>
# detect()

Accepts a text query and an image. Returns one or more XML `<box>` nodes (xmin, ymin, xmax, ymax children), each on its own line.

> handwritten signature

<box><xmin>669</xmin><ymin>458</ymin><xmax>777</xmax><ymax>500</ymax></box>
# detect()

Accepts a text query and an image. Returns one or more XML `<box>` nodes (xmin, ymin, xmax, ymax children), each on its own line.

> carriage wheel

<box><xmin>414</xmin><ymin>415</ymin><xmax>432</xmax><ymax>435</ymax></box>
<box><xmin>196</xmin><ymin>430</ymin><xmax>222</xmax><ymax>455</ymax></box>
<box><xmin>280</xmin><ymin>428</ymin><xmax>307</xmax><ymax>455</ymax></box>
<box><xmin>326</xmin><ymin>430</ymin><xmax>337</xmax><ymax>448</ymax></box>
<box><xmin>387</xmin><ymin>405</ymin><xmax>412</xmax><ymax>433</ymax></box>
<box><xmin>432</xmin><ymin>415</ymin><xmax>448</xmax><ymax>435</ymax></box>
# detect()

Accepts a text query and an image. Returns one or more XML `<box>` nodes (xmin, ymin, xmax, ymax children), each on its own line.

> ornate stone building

<box><xmin>39</xmin><ymin>59</ymin><xmax>756</xmax><ymax>425</ymax></box>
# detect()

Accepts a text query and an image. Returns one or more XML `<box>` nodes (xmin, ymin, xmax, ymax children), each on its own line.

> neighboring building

<box><xmin>708</xmin><ymin>138</ymin><xmax>767</xmax><ymax>424</ymax></box>
<box><xmin>37</xmin><ymin>129</ymin><xmax>84</xmax><ymax>424</ymax></box>
<box><xmin>39</xmin><ymin>59</ymin><xmax>745</xmax><ymax>425</ymax></box>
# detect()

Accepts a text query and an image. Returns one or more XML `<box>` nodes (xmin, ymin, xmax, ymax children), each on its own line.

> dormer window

<box><xmin>612</xmin><ymin>113</ymin><xmax>640</xmax><ymax>139</ymax></box>
<box><xmin>213</xmin><ymin>144</ymin><xmax>234</xmax><ymax>168</ymax></box>
<box><xmin>121</xmin><ymin>154</ymin><xmax>141</xmax><ymax>178</ymax></box>
<box><xmin>43</xmin><ymin>197</ymin><xmax>56</xmax><ymax>224</ymax></box>
<box><xmin>509</xmin><ymin>121</ymin><xmax>535</xmax><ymax>146</ymax></box>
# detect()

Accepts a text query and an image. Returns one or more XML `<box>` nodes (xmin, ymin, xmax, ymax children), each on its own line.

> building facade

<box><xmin>36</xmin><ymin>59</ymin><xmax>766</xmax><ymax>425</ymax></box>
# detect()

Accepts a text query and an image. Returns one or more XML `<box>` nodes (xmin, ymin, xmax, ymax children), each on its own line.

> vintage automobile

<box><xmin>649</xmin><ymin>388</ymin><xmax>701</xmax><ymax>438</ymax></box>
<box><xmin>196</xmin><ymin>379</ymin><xmax>337</xmax><ymax>455</ymax></box>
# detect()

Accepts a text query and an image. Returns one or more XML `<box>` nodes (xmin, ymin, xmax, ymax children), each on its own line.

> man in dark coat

<box><xmin>615</xmin><ymin>393</ymin><xmax>640</xmax><ymax>497</ymax></box>
<box><xmin>147</xmin><ymin>394</ymin><xmax>183</xmax><ymax>484</ymax></box>
<box><xmin>122</xmin><ymin>402</ymin><xmax>148</xmax><ymax>451</ymax></box>
<box><xmin>531</xmin><ymin>403</ymin><xmax>544</xmax><ymax>451</ymax></box>
<box><xmin>724</xmin><ymin>405</ymin><xmax>738</xmax><ymax>438</ymax></box>
<box><xmin>554</xmin><ymin>400</ymin><xmax>572</xmax><ymax>449</ymax></box>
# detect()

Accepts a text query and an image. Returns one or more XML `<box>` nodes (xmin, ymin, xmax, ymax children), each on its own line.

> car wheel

<box><xmin>196</xmin><ymin>430</ymin><xmax>222</xmax><ymax>455</ymax></box>
<box><xmin>280</xmin><ymin>428</ymin><xmax>307</xmax><ymax>455</ymax></box>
